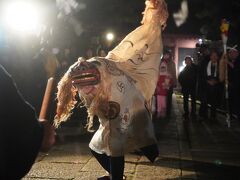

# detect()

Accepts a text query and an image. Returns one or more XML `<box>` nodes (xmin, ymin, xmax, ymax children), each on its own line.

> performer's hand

<box><xmin>39</xmin><ymin>119</ymin><xmax>56</xmax><ymax>152</ymax></box>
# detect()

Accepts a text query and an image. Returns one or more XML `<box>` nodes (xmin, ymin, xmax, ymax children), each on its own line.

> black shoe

<box><xmin>140</xmin><ymin>144</ymin><xmax>159</xmax><ymax>163</ymax></box>
<box><xmin>190</xmin><ymin>113</ymin><xmax>197</xmax><ymax>120</ymax></box>
<box><xmin>209</xmin><ymin>117</ymin><xmax>217</xmax><ymax>123</ymax></box>
<box><xmin>198</xmin><ymin>115</ymin><xmax>206</xmax><ymax>123</ymax></box>
<box><xmin>97</xmin><ymin>175</ymin><xmax>110</xmax><ymax>180</ymax></box>
<box><xmin>182</xmin><ymin>113</ymin><xmax>189</xmax><ymax>119</ymax></box>
<box><xmin>97</xmin><ymin>175</ymin><xmax>126</xmax><ymax>180</ymax></box>
<box><xmin>199</xmin><ymin>112</ymin><xmax>207</xmax><ymax>118</ymax></box>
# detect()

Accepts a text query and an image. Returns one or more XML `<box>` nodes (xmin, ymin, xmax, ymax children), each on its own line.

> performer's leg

<box><xmin>110</xmin><ymin>156</ymin><xmax>125</xmax><ymax>180</ymax></box>
<box><xmin>91</xmin><ymin>149</ymin><xmax>125</xmax><ymax>180</ymax></box>
<box><xmin>90</xmin><ymin>149</ymin><xmax>110</xmax><ymax>173</ymax></box>
<box><xmin>140</xmin><ymin>144</ymin><xmax>159</xmax><ymax>163</ymax></box>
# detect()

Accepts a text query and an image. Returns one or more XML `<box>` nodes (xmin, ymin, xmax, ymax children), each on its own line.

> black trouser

<box><xmin>229</xmin><ymin>86</ymin><xmax>234</xmax><ymax>119</ymax></box>
<box><xmin>90</xmin><ymin>150</ymin><xmax>124</xmax><ymax>180</ymax></box>
<box><xmin>166</xmin><ymin>87</ymin><xmax>173</xmax><ymax>116</ymax></box>
<box><xmin>206</xmin><ymin>84</ymin><xmax>220</xmax><ymax>119</ymax></box>
<box><xmin>90</xmin><ymin>144</ymin><xmax>158</xmax><ymax>180</ymax></box>
<box><xmin>229</xmin><ymin>85</ymin><xmax>240</xmax><ymax>120</ymax></box>
<box><xmin>199</xmin><ymin>83</ymin><xmax>208</xmax><ymax>118</ymax></box>
<box><xmin>182</xmin><ymin>88</ymin><xmax>196</xmax><ymax>115</ymax></box>
<box><xmin>140</xmin><ymin>144</ymin><xmax>159</xmax><ymax>163</ymax></box>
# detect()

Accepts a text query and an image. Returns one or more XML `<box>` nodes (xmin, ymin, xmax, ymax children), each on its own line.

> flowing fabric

<box><xmin>54</xmin><ymin>0</ymin><xmax>169</xmax><ymax>157</ymax></box>
<box><xmin>106</xmin><ymin>0</ymin><xmax>168</xmax><ymax>101</ymax></box>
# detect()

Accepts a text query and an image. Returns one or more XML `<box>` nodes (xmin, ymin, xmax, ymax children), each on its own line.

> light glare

<box><xmin>106</xmin><ymin>33</ymin><xmax>114</xmax><ymax>41</ymax></box>
<box><xmin>2</xmin><ymin>1</ymin><xmax>42</xmax><ymax>34</ymax></box>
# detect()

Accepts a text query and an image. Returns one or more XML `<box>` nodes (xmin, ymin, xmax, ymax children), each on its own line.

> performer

<box><xmin>54</xmin><ymin>0</ymin><xmax>168</xmax><ymax>179</ymax></box>
<box><xmin>0</xmin><ymin>64</ymin><xmax>55</xmax><ymax>179</ymax></box>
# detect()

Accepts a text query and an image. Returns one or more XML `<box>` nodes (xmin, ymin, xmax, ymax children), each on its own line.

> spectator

<box><xmin>219</xmin><ymin>46</ymin><xmax>240</xmax><ymax>121</ymax></box>
<box><xmin>85</xmin><ymin>48</ymin><xmax>94</xmax><ymax>59</ymax></box>
<box><xmin>161</xmin><ymin>49</ymin><xmax>177</xmax><ymax>117</ymax></box>
<box><xmin>57</xmin><ymin>48</ymin><xmax>73</xmax><ymax>78</ymax></box>
<box><xmin>178</xmin><ymin>56</ymin><xmax>198</xmax><ymax>119</ymax></box>
<box><xmin>97</xmin><ymin>48</ymin><xmax>107</xmax><ymax>57</ymax></box>
<box><xmin>204</xmin><ymin>49</ymin><xmax>222</xmax><ymax>121</ymax></box>
<box><xmin>0</xmin><ymin>64</ymin><xmax>55</xmax><ymax>179</ymax></box>
<box><xmin>197</xmin><ymin>44</ymin><xmax>210</xmax><ymax>119</ymax></box>
<box><xmin>155</xmin><ymin>61</ymin><xmax>172</xmax><ymax>118</ymax></box>
<box><xmin>43</xmin><ymin>51</ymin><xmax>60</xmax><ymax>78</ymax></box>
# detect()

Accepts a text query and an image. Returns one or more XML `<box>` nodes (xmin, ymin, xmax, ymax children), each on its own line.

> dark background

<box><xmin>0</xmin><ymin>0</ymin><xmax>239</xmax><ymax>113</ymax></box>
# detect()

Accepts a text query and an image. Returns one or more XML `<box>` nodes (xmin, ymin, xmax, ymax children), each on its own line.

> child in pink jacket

<box><xmin>155</xmin><ymin>61</ymin><xmax>172</xmax><ymax>118</ymax></box>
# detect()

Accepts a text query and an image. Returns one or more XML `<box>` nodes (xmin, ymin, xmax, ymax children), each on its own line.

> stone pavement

<box><xmin>23</xmin><ymin>95</ymin><xmax>196</xmax><ymax>180</ymax></box>
<box><xmin>175</xmin><ymin>95</ymin><xmax>240</xmax><ymax>180</ymax></box>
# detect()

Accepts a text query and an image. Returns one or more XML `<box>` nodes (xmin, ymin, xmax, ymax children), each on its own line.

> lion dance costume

<box><xmin>54</xmin><ymin>0</ymin><xmax>168</xmax><ymax>179</ymax></box>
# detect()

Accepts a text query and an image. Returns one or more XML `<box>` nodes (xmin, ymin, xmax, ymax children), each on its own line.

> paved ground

<box><xmin>23</xmin><ymin>95</ymin><xmax>240</xmax><ymax>180</ymax></box>
<box><xmin>175</xmin><ymin>95</ymin><xmax>240</xmax><ymax>180</ymax></box>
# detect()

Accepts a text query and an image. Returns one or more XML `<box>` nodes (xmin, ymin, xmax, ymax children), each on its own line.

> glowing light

<box><xmin>179</xmin><ymin>61</ymin><xmax>186</xmax><ymax>72</ymax></box>
<box><xmin>2</xmin><ymin>1</ymin><xmax>42</xmax><ymax>34</ymax></box>
<box><xmin>179</xmin><ymin>65</ymin><xmax>185</xmax><ymax>72</ymax></box>
<box><xmin>106</xmin><ymin>32</ymin><xmax>114</xmax><ymax>41</ymax></box>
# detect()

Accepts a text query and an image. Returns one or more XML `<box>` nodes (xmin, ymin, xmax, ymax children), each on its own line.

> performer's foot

<box><xmin>140</xmin><ymin>144</ymin><xmax>159</xmax><ymax>163</ymax></box>
<box><xmin>97</xmin><ymin>175</ymin><xmax>110</xmax><ymax>180</ymax></box>
<box><xmin>97</xmin><ymin>175</ymin><xmax>126</xmax><ymax>180</ymax></box>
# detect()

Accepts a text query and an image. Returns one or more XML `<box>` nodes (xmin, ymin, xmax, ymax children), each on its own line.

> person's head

<box><xmin>209</xmin><ymin>49</ymin><xmax>220</xmax><ymax>63</ymax></box>
<box><xmin>162</xmin><ymin>49</ymin><xmax>172</xmax><ymax>61</ymax></box>
<box><xmin>159</xmin><ymin>61</ymin><xmax>168</xmax><ymax>76</ymax></box>
<box><xmin>97</xmin><ymin>48</ymin><xmax>107</xmax><ymax>57</ymax></box>
<box><xmin>199</xmin><ymin>44</ymin><xmax>209</xmax><ymax>55</ymax></box>
<box><xmin>184</xmin><ymin>55</ymin><xmax>193</xmax><ymax>66</ymax></box>
<box><xmin>228</xmin><ymin>47</ymin><xmax>239</xmax><ymax>61</ymax></box>
<box><xmin>86</xmin><ymin>48</ymin><xmax>93</xmax><ymax>59</ymax></box>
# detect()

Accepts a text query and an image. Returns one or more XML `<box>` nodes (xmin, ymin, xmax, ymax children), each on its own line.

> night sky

<box><xmin>80</xmin><ymin>0</ymin><xmax>240</xmax><ymax>45</ymax></box>
<box><xmin>0</xmin><ymin>0</ymin><xmax>239</xmax><ymax>111</ymax></box>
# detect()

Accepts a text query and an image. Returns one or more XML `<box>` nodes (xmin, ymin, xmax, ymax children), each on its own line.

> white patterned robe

<box><xmin>63</xmin><ymin>0</ymin><xmax>168</xmax><ymax>157</ymax></box>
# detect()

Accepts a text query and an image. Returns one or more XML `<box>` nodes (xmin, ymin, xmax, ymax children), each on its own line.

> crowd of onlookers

<box><xmin>153</xmin><ymin>44</ymin><xmax>240</xmax><ymax>123</ymax></box>
<box><xmin>2</xmin><ymin>41</ymin><xmax>239</xmax><ymax>123</ymax></box>
<box><xmin>26</xmin><ymin>46</ymin><xmax>108</xmax><ymax>114</ymax></box>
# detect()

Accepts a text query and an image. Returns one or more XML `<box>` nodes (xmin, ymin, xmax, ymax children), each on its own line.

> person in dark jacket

<box><xmin>0</xmin><ymin>64</ymin><xmax>55</xmax><ymax>179</ymax></box>
<box><xmin>204</xmin><ymin>49</ymin><xmax>222</xmax><ymax>121</ymax></box>
<box><xmin>178</xmin><ymin>56</ymin><xmax>198</xmax><ymax>119</ymax></box>
<box><xmin>197</xmin><ymin>44</ymin><xmax>210</xmax><ymax>119</ymax></box>
<box><xmin>219</xmin><ymin>46</ymin><xmax>240</xmax><ymax>121</ymax></box>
